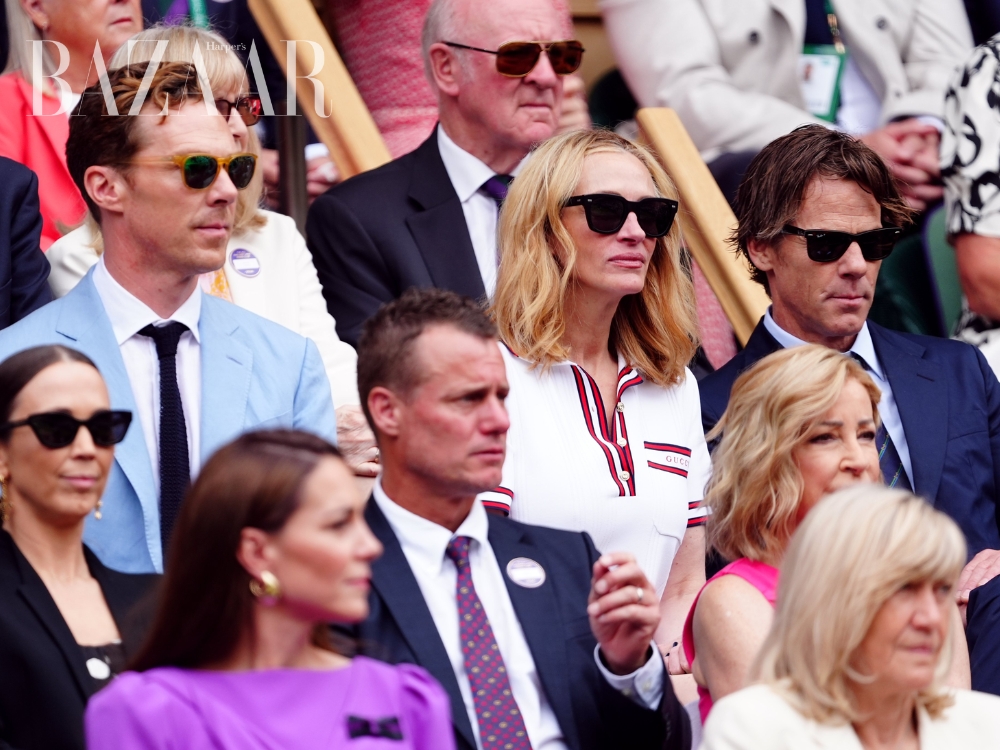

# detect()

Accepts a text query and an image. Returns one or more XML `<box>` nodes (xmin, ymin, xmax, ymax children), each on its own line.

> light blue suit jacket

<box><xmin>0</xmin><ymin>270</ymin><xmax>338</xmax><ymax>573</ymax></box>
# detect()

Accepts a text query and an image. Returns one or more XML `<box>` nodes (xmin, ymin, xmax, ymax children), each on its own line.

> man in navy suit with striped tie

<box><xmin>699</xmin><ymin>125</ymin><xmax>1000</xmax><ymax>695</ymax></box>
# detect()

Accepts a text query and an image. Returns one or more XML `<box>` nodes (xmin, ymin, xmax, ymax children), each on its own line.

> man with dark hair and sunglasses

<box><xmin>0</xmin><ymin>61</ymin><xmax>337</xmax><ymax>575</ymax></box>
<box><xmin>306</xmin><ymin>0</ymin><xmax>586</xmax><ymax>348</ymax></box>
<box><xmin>700</xmin><ymin>124</ymin><xmax>1000</xmax><ymax>695</ymax></box>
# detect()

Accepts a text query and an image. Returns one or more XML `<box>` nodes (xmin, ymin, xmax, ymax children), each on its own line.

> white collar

<box><xmin>92</xmin><ymin>256</ymin><xmax>203</xmax><ymax>346</ymax></box>
<box><xmin>763</xmin><ymin>308</ymin><xmax>883</xmax><ymax>381</ymax></box>
<box><xmin>372</xmin><ymin>475</ymin><xmax>490</xmax><ymax>574</ymax></box>
<box><xmin>436</xmin><ymin>125</ymin><xmax>528</xmax><ymax>203</ymax></box>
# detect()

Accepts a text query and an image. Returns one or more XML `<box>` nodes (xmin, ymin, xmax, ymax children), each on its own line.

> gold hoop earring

<box><xmin>249</xmin><ymin>570</ymin><xmax>281</xmax><ymax>605</ymax></box>
<box><xmin>93</xmin><ymin>497</ymin><xmax>103</xmax><ymax>521</ymax></box>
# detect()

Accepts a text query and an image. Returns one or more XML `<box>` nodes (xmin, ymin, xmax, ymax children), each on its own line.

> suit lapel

<box><xmin>743</xmin><ymin>318</ymin><xmax>783</xmax><ymax>362</ymax></box>
<box><xmin>198</xmin><ymin>298</ymin><xmax>253</xmax><ymax>459</ymax></box>
<box><xmin>869</xmin><ymin>324</ymin><xmax>947</xmax><ymax>500</ymax></box>
<box><xmin>405</xmin><ymin>128</ymin><xmax>487</xmax><ymax>301</ymax></box>
<box><xmin>487</xmin><ymin>519</ymin><xmax>580</xmax><ymax>750</ymax></box>
<box><xmin>54</xmin><ymin>274</ymin><xmax>157</xmax><ymax>519</ymax></box>
<box><xmin>365</xmin><ymin>500</ymin><xmax>478</xmax><ymax>750</ymax></box>
<box><xmin>5</xmin><ymin>534</ymin><xmax>93</xmax><ymax>700</ymax></box>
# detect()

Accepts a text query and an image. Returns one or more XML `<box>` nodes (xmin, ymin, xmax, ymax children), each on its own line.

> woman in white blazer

<box><xmin>702</xmin><ymin>485</ymin><xmax>1000</xmax><ymax>749</ymax></box>
<box><xmin>45</xmin><ymin>25</ymin><xmax>377</xmax><ymax>474</ymax></box>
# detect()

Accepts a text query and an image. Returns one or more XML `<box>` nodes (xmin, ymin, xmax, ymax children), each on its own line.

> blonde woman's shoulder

<box><xmin>702</xmin><ymin>683</ymin><xmax>852</xmax><ymax>750</ymax></box>
<box><xmin>923</xmin><ymin>689</ymin><xmax>1000</xmax><ymax>743</ymax></box>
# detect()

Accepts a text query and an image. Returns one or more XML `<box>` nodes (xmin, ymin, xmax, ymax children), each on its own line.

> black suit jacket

<box><xmin>0</xmin><ymin>530</ymin><xmax>158</xmax><ymax>750</ymax></box>
<box><xmin>700</xmin><ymin>318</ymin><xmax>1000</xmax><ymax>558</ymax></box>
<box><xmin>347</xmin><ymin>499</ymin><xmax>689</xmax><ymax>750</ymax></box>
<box><xmin>0</xmin><ymin>158</ymin><xmax>51</xmax><ymax>331</ymax></box>
<box><xmin>306</xmin><ymin>128</ymin><xmax>486</xmax><ymax>346</ymax></box>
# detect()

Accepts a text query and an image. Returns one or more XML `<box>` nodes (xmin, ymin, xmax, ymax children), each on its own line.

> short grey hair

<box><xmin>421</xmin><ymin>0</ymin><xmax>462</xmax><ymax>87</ymax></box>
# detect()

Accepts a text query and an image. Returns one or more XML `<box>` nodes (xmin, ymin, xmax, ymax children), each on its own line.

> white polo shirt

<box><xmin>479</xmin><ymin>344</ymin><xmax>711</xmax><ymax>597</ymax></box>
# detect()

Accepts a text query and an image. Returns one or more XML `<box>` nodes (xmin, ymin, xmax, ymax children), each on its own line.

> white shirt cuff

<box><xmin>304</xmin><ymin>142</ymin><xmax>330</xmax><ymax>161</ymax></box>
<box><xmin>593</xmin><ymin>643</ymin><xmax>665</xmax><ymax>710</ymax></box>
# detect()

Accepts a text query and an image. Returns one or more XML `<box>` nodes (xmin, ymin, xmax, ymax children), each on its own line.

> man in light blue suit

<box><xmin>0</xmin><ymin>62</ymin><xmax>337</xmax><ymax>573</ymax></box>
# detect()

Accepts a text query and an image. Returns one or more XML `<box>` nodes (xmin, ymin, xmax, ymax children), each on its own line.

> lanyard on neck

<box><xmin>823</xmin><ymin>0</ymin><xmax>846</xmax><ymax>54</ymax></box>
<box><xmin>188</xmin><ymin>0</ymin><xmax>209</xmax><ymax>28</ymax></box>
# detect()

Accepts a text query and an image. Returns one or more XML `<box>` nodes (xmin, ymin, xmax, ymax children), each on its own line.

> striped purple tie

<box><xmin>480</xmin><ymin>174</ymin><xmax>514</xmax><ymax>210</ymax></box>
<box><xmin>445</xmin><ymin>536</ymin><xmax>532</xmax><ymax>750</ymax></box>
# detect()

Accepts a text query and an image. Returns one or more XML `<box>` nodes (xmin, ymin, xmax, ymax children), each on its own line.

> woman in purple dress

<box><xmin>85</xmin><ymin>430</ymin><xmax>456</xmax><ymax>750</ymax></box>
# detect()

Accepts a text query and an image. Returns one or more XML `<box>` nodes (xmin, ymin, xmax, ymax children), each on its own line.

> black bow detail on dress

<box><xmin>347</xmin><ymin>715</ymin><xmax>404</xmax><ymax>740</ymax></box>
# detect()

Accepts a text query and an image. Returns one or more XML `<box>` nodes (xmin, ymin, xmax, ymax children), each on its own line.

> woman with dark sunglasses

<box><xmin>0</xmin><ymin>345</ymin><xmax>158</xmax><ymax>750</ymax></box>
<box><xmin>487</xmin><ymin>129</ymin><xmax>708</xmax><ymax>692</ymax></box>
<box><xmin>45</xmin><ymin>24</ymin><xmax>379</xmax><ymax>479</ymax></box>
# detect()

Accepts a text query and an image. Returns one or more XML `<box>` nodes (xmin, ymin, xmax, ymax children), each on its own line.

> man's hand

<box><xmin>335</xmin><ymin>405</ymin><xmax>380</xmax><ymax>477</ymax></box>
<box><xmin>588</xmin><ymin>552</ymin><xmax>659</xmax><ymax>675</ymax></box>
<box><xmin>957</xmin><ymin>548</ymin><xmax>1000</xmax><ymax>623</ymax></box>
<box><xmin>860</xmin><ymin>119</ymin><xmax>942</xmax><ymax>210</ymax></box>
<box><xmin>556</xmin><ymin>74</ymin><xmax>592</xmax><ymax>135</ymax></box>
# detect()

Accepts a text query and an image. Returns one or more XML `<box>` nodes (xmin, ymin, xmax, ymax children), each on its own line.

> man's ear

<box><xmin>83</xmin><ymin>166</ymin><xmax>128</xmax><ymax>219</ymax></box>
<box><xmin>747</xmin><ymin>237</ymin><xmax>777</xmax><ymax>273</ymax></box>
<box><xmin>427</xmin><ymin>43</ymin><xmax>461</xmax><ymax>97</ymax></box>
<box><xmin>367</xmin><ymin>386</ymin><xmax>403</xmax><ymax>440</ymax></box>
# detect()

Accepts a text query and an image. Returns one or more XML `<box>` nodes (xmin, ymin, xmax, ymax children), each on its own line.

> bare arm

<box><xmin>953</xmin><ymin>234</ymin><xmax>1000</xmax><ymax>321</ymax></box>
<box><xmin>657</xmin><ymin>525</ymin><xmax>706</xmax><ymax>674</ymax></box>
<box><xmin>691</xmin><ymin>574</ymin><xmax>774</xmax><ymax>703</ymax></box>
<box><xmin>946</xmin><ymin>601</ymin><xmax>972</xmax><ymax>689</ymax></box>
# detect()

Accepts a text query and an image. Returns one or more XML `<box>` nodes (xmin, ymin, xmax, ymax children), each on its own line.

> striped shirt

<box><xmin>479</xmin><ymin>344</ymin><xmax>711</xmax><ymax>597</ymax></box>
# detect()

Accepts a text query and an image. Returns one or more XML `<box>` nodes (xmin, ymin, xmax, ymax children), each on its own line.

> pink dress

<box><xmin>682</xmin><ymin>558</ymin><xmax>779</xmax><ymax>723</ymax></box>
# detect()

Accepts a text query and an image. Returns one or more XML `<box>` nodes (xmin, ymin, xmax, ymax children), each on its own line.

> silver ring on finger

<box><xmin>635</xmin><ymin>586</ymin><xmax>643</xmax><ymax>603</ymax></box>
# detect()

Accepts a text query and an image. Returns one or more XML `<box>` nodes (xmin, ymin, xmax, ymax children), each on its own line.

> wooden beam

<box><xmin>248</xmin><ymin>0</ymin><xmax>391</xmax><ymax>178</ymax></box>
<box><xmin>636</xmin><ymin>108</ymin><xmax>769</xmax><ymax>345</ymax></box>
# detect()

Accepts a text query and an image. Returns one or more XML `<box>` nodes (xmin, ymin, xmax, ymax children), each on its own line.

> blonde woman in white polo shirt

<box><xmin>486</xmin><ymin>129</ymin><xmax>708</xmax><ymax>673</ymax></box>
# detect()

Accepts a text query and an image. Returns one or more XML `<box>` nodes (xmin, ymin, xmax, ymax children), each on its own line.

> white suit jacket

<box><xmin>601</xmin><ymin>0</ymin><xmax>973</xmax><ymax>158</ymax></box>
<box><xmin>0</xmin><ymin>270</ymin><xmax>338</xmax><ymax>573</ymax></box>
<box><xmin>702</xmin><ymin>684</ymin><xmax>1000</xmax><ymax>749</ymax></box>
<box><xmin>46</xmin><ymin>209</ymin><xmax>360</xmax><ymax>406</ymax></box>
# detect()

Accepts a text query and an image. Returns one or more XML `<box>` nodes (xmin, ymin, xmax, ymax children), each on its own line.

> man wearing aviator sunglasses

<box><xmin>307</xmin><ymin>0</ymin><xmax>587</xmax><ymax>347</ymax></box>
<box><xmin>700</xmin><ymin>126</ymin><xmax>1000</xmax><ymax>696</ymax></box>
<box><xmin>0</xmin><ymin>62</ymin><xmax>337</xmax><ymax>575</ymax></box>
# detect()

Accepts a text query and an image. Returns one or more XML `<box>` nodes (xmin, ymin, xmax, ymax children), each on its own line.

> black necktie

<box><xmin>849</xmin><ymin>353</ymin><xmax>912</xmax><ymax>491</ymax></box>
<box><xmin>480</xmin><ymin>174</ymin><xmax>514</xmax><ymax>210</ymax></box>
<box><xmin>139</xmin><ymin>322</ymin><xmax>190</xmax><ymax>550</ymax></box>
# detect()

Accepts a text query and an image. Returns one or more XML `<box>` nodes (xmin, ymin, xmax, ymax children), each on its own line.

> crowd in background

<box><xmin>2</xmin><ymin>0</ymin><xmax>1000</xmax><ymax>748</ymax></box>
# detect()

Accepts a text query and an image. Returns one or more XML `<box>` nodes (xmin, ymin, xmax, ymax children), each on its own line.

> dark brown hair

<box><xmin>66</xmin><ymin>61</ymin><xmax>207</xmax><ymax>223</ymax></box>
<box><xmin>357</xmin><ymin>287</ymin><xmax>497</xmax><ymax>430</ymax></box>
<box><xmin>732</xmin><ymin>125</ymin><xmax>913</xmax><ymax>293</ymax></box>
<box><xmin>0</xmin><ymin>346</ymin><xmax>98</xmax><ymax>431</ymax></box>
<box><xmin>129</xmin><ymin>430</ymin><xmax>344</xmax><ymax>671</ymax></box>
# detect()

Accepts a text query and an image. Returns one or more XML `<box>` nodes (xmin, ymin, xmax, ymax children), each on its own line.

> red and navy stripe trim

<box><xmin>687</xmin><ymin>499</ymin><xmax>707</xmax><ymax>527</ymax></box>
<box><xmin>581</xmin><ymin>368</ymin><xmax>636</xmax><ymax>495</ymax></box>
<box><xmin>644</xmin><ymin>441</ymin><xmax>692</xmax><ymax>456</ymax></box>
<box><xmin>481</xmin><ymin>486</ymin><xmax>514</xmax><ymax>516</ymax></box>
<box><xmin>572</xmin><ymin>365</ymin><xmax>627</xmax><ymax>496</ymax></box>
<box><xmin>647</xmin><ymin>460</ymin><xmax>688</xmax><ymax>477</ymax></box>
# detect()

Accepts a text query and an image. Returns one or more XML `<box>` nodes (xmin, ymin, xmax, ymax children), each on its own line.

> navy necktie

<box><xmin>480</xmin><ymin>174</ymin><xmax>514</xmax><ymax>210</ymax></box>
<box><xmin>849</xmin><ymin>353</ymin><xmax>912</xmax><ymax>491</ymax></box>
<box><xmin>139</xmin><ymin>322</ymin><xmax>190</xmax><ymax>551</ymax></box>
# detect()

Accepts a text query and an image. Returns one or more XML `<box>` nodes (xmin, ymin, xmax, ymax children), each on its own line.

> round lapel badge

<box><xmin>506</xmin><ymin>557</ymin><xmax>546</xmax><ymax>588</ymax></box>
<box><xmin>229</xmin><ymin>248</ymin><xmax>261</xmax><ymax>277</ymax></box>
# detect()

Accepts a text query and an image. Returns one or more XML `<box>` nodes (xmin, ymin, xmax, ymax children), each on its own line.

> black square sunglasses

<box><xmin>0</xmin><ymin>410</ymin><xmax>132</xmax><ymax>449</ymax></box>
<box><xmin>782</xmin><ymin>225</ymin><xmax>903</xmax><ymax>263</ymax></box>
<box><xmin>565</xmin><ymin>194</ymin><xmax>679</xmax><ymax>238</ymax></box>
<box><xmin>443</xmin><ymin>40</ymin><xmax>585</xmax><ymax>77</ymax></box>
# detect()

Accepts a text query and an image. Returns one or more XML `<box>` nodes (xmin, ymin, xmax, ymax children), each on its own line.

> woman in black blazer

<box><xmin>0</xmin><ymin>345</ymin><xmax>158</xmax><ymax>750</ymax></box>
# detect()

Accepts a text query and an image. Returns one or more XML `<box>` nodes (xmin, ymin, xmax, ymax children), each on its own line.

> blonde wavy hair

<box><xmin>706</xmin><ymin>345</ymin><xmax>881</xmax><ymax>562</ymax></box>
<box><xmin>83</xmin><ymin>24</ymin><xmax>267</xmax><ymax>247</ymax></box>
<box><xmin>491</xmin><ymin>129</ymin><xmax>698</xmax><ymax>387</ymax></box>
<box><xmin>753</xmin><ymin>485</ymin><xmax>966</xmax><ymax>723</ymax></box>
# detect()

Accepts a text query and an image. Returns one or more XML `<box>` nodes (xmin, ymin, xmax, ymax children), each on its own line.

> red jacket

<box><xmin>0</xmin><ymin>73</ymin><xmax>86</xmax><ymax>250</ymax></box>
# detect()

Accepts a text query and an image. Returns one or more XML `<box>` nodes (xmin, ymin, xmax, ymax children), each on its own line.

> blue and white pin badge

<box><xmin>506</xmin><ymin>557</ymin><xmax>546</xmax><ymax>588</ymax></box>
<box><xmin>229</xmin><ymin>248</ymin><xmax>261</xmax><ymax>277</ymax></box>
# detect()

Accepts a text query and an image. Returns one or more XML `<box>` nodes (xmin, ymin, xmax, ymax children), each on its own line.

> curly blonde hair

<box><xmin>705</xmin><ymin>345</ymin><xmax>881</xmax><ymax>562</ymax></box>
<box><xmin>490</xmin><ymin>129</ymin><xmax>698</xmax><ymax>387</ymax></box>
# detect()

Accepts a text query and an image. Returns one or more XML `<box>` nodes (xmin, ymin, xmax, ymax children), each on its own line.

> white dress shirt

<box><xmin>372</xmin><ymin>480</ymin><xmax>664</xmax><ymax>750</ymax></box>
<box><xmin>763</xmin><ymin>309</ymin><xmax>913</xmax><ymax>484</ymax></box>
<box><xmin>92</xmin><ymin>258</ymin><xmax>202</xmax><ymax>492</ymax></box>
<box><xmin>436</xmin><ymin>126</ymin><xmax>527</xmax><ymax>297</ymax></box>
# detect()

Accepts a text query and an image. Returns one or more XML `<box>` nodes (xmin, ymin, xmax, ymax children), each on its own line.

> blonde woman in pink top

<box><xmin>683</xmin><ymin>345</ymin><xmax>883</xmax><ymax>723</ymax></box>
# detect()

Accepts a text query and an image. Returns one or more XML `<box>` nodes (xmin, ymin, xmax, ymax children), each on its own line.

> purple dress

<box><xmin>84</xmin><ymin>656</ymin><xmax>456</xmax><ymax>749</ymax></box>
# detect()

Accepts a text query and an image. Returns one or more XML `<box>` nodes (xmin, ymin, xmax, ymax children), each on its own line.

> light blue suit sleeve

<box><xmin>293</xmin><ymin>337</ymin><xmax>339</xmax><ymax>445</ymax></box>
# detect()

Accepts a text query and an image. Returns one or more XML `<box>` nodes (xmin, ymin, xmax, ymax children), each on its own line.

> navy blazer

<box><xmin>306</xmin><ymin>128</ymin><xmax>485</xmax><ymax>347</ymax></box>
<box><xmin>700</xmin><ymin>319</ymin><xmax>1000</xmax><ymax>557</ymax></box>
<box><xmin>348</xmin><ymin>499</ymin><xmax>690</xmax><ymax>750</ymax></box>
<box><xmin>0</xmin><ymin>529</ymin><xmax>158</xmax><ymax>750</ymax></box>
<box><xmin>0</xmin><ymin>157</ymin><xmax>52</xmax><ymax>331</ymax></box>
